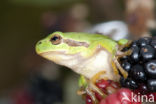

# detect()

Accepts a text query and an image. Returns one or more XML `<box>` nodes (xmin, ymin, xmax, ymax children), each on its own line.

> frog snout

<box><xmin>36</xmin><ymin>41</ymin><xmax>43</xmax><ymax>54</ymax></box>
<box><xmin>37</xmin><ymin>41</ymin><xmax>42</xmax><ymax>45</ymax></box>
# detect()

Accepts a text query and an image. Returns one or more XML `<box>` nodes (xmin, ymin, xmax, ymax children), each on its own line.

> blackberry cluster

<box><xmin>119</xmin><ymin>37</ymin><xmax>156</xmax><ymax>93</ymax></box>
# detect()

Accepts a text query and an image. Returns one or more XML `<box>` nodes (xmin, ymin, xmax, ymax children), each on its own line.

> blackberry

<box><xmin>130</xmin><ymin>46</ymin><xmax>140</xmax><ymax>62</ymax></box>
<box><xmin>145</xmin><ymin>60</ymin><xmax>156</xmax><ymax>78</ymax></box>
<box><xmin>119</xmin><ymin>77</ymin><xmax>138</xmax><ymax>89</ymax></box>
<box><xmin>125</xmin><ymin>78</ymin><xmax>138</xmax><ymax>89</ymax></box>
<box><xmin>121</xmin><ymin>61</ymin><xmax>131</xmax><ymax>72</ymax></box>
<box><xmin>140</xmin><ymin>45</ymin><xmax>155</xmax><ymax>61</ymax></box>
<box><xmin>137</xmin><ymin>37</ymin><xmax>151</xmax><ymax>46</ymax></box>
<box><xmin>147</xmin><ymin>79</ymin><xmax>156</xmax><ymax>92</ymax></box>
<box><xmin>130</xmin><ymin>64</ymin><xmax>146</xmax><ymax>82</ymax></box>
<box><xmin>119</xmin><ymin>37</ymin><xmax>156</xmax><ymax>93</ymax></box>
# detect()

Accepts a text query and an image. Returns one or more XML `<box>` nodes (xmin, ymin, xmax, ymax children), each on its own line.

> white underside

<box><xmin>42</xmin><ymin>50</ymin><xmax>120</xmax><ymax>81</ymax></box>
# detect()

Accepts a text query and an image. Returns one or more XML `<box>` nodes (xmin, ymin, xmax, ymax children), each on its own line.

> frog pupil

<box><xmin>51</xmin><ymin>36</ymin><xmax>58</xmax><ymax>41</ymax></box>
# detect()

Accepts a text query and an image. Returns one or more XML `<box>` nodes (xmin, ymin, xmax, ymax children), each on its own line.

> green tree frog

<box><xmin>35</xmin><ymin>31</ymin><xmax>131</xmax><ymax>101</ymax></box>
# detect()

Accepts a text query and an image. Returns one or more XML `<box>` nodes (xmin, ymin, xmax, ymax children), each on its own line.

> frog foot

<box><xmin>118</xmin><ymin>40</ymin><xmax>132</xmax><ymax>51</ymax></box>
<box><xmin>78</xmin><ymin>72</ymin><xmax>108</xmax><ymax>104</ymax></box>
<box><xmin>78</xmin><ymin>72</ymin><xmax>120</xmax><ymax>104</ymax></box>
<box><xmin>86</xmin><ymin>87</ymin><xmax>99</xmax><ymax>104</ymax></box>
<box><xmin>86</xmin><ymin>80</ymin><xmax>108</xmax><ymax>104</ymax></box>
<box><xmin>117</xmin><ymin>40</ymin><xmax>132</xmax><ymax>60</ymax></box>
<box><xmin>87</xmin><ymin>73</ymin><xmax>118</xmax><ymax>104</ymax></box>
<box><xmin>89</xmin><ymin>71</ymin><xmax>108</xmax><ymax>99</ymax></box>
<box><xmin>116</xmin><ymin>49</ymin><xmax>132</xmax><ymax>58</ymax></box>
<box><xmin>77</xmin><ymin>81</ymin><xmax>103</xmax><ymax>104</ymax></box>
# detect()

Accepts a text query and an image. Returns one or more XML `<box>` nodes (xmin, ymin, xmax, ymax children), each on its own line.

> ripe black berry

<box><xmin>130</xmin><ymin>46</ymin><xmax>140</xmax><ymax>62</ymax></box>
<box><xmin>147</xmin><ymin>79</ymin><xmax>156</xmax><ymax>92</ymax></box>
<box><xmin>125</xmin><ymin>78</ymin><xmax>138</xmax><ymax>89</ymax></box>
<box><xmin>121</xmin><ymin>61</ymin><xmax>131</xmax><ymax>72</ymax></box>
<box><xmin>137</xmin><ymin>37</ymin><xmax>151</xmax><ymax>46</ymax></box>
<box><xmin>140</xmin><ymin>45</ymin><xmax>155</xmax><ymax>61</ymax></box>
<box><xmin>130</xmin><ymin>65</ymin><xmax>146</xmax><ymax>82</ymax></box>
<box><xmin>145</xmin><ymin>60</ymin><xmax>156</xmax><ymax>78</ymax></box>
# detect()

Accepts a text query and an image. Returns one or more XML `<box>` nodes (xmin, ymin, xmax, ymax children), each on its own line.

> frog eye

<box><xmin>50</xmin><ymin>34</ymin><xmax>62</xmax><ymax>45</ymax></box>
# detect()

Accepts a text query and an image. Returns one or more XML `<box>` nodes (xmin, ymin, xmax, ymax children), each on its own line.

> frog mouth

<box><xmin>40</xmin><ymin>51</ymin><xmax>66</xmax><ymax>59</ymax></box>
<box><xmin>39</xmin><ymin>50</ymin><xmax>77</xmax><ymax>62</ymax></box>
<box><xmin>40</xmin><ymin>51</ymin><xmax>66</xmax><ymax>56</ymax></box>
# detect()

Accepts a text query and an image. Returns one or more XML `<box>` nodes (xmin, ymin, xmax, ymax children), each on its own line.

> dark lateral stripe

<box><xmin>63</xmin><ymin>39</ymin><xmax>89</xmax><ymax>47</ymax></box>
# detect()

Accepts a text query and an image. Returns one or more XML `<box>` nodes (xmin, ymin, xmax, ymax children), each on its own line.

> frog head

<box><xmin>36</xmin><ymin>31</ymin><xmax>90</xmax><ymax>66</ymax></box>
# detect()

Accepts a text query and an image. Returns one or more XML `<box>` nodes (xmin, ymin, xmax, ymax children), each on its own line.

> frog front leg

<box><xmin>115</xmin><ymin>49</ymin><xmax>132</xmax><ymax>78</ymax></box>
<box><xmin>113</xmin><ymin>40</ymin><xmax>133</xmax><ymax>78</ymax></box>
<box><xmin>78</xmin><ymin>70</ymin><xmax>120</xmax><ymax>103</ymax></box>
<box><xmin>78</xmin><ymin>75</ymin><xmax>107</xmax><ymax>104</ymax></box>
<box><xmin>117</xmin><ymin>39</ymin><xmax>133</xmax><ymax>58</ymax></box>
<box><xmin>118</xmin><ymin>40</ymin><xmax>132</xmax><ymax>51</ymax></box>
